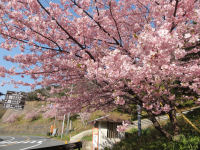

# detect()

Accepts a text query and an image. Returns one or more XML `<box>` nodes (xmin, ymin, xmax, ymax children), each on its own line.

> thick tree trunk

<box><xmin>147</xmin><ymin>110</ymin><xmax>173</xmax><ymax>140</ymax></box>
<box><xmin>168</xmin><ymin>107</ymin><xmax>179</xmax><ymax>136</ymax></box>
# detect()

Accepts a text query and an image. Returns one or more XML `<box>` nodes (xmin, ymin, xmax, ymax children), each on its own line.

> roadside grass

<box><xmin>54</xmin><ymin>135</ymin><xmax>71</xmax><ymax>142</ymax></box>
<box><xmin>81</xmin><ymin>135</ymin><xmax>92</xmax><ymax>142</ymax></box>
<box><xmin>0</xmin><ymin>104</ymin><xmax>6</xmax><ymax>119</ymax></box>
<box><xmin>70</xmin><ymin>119</ymin><xmax>93</xmax><ymax>136</ymax></box>
<box><xmin>107</xmin><ymin>107</ymin><xmax>200</xmax><ymax>150</ymax></box>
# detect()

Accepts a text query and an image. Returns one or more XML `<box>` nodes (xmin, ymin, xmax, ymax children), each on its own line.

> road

<box><xmin>128</xmin><ymin>106</ymin><xmax>199</xmax><ymax>130</ymax></box>
<box><xmin>0</xmin><ymin>136</ymin><xmax>64</xmax><ymax>150</ymax></box>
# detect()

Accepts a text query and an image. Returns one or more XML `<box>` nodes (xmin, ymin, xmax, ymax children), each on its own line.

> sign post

<box><xmin>137</xmin><ymin>104</ymin><xmax>142</xmax><ymax>136</ymax></box>
<box><xmin>92</xmin><ymin>128</ymin><xmax>99</xmax><ymax>150</ymax></box>
<box><xmin>65</xmin><ymin>113</ymin><xmax>71</xmax><ymax>135</ymax></box>
<box><xmin>61</xmin><ymin>114</ymin><xmax>66</xmax><ymax>139</ymax></box>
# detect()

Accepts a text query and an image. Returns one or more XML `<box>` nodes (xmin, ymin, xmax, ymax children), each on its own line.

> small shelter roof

<box><xmin>90</xmin><ymin>114</ymin><xmax>125</xmax><ymax>124</ymax></box>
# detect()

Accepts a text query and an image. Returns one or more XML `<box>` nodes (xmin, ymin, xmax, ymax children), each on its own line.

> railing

<box><xmin>30</xmin><ymin>142</ymin><xmax>82</xmax><ymax>150</ymax></box>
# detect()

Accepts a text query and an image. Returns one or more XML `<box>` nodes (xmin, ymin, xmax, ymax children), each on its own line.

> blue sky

<box><xmin>0</xmin><ymin>37</ymin><xmax>40</xmax><ymax>97</ymax></box>
<box><xmin>0</xmin><ymin>0</ymin><xmax>93</xmax><ymax>96</ymax></box>
<box><xmin>0</xmin><ymin>45</ymin><xmax>34</xmax><ymax>96</ymax></box>
<box><xmin>0</xmin><ymin>0</ymin><xmax>55</xmax><ymax>96</ymax></box>
<box><xmin>0</xmin><ymin>0</ymin><xmax>139</xmax><ymax>97</ymax></box>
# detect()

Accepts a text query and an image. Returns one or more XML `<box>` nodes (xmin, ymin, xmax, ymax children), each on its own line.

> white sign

<box><xmin>52</xmin><ymin>128</ymin><xmax>58</xmax><ymax>136</ymax></box>
<box><xmin>3</xmin><ymin>91</ymin><xmax>26</xmax><ymax>110</ymax></box>
<box><xmin>92</xmin><ymin>128</ymin><xmax>99</xmax><ymax>150</ymax></box>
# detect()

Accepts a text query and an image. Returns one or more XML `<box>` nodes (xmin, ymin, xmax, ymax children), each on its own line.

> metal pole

<box><xmin>137</xmin><ymin>104</ymin><xmax>142</xmax><ymax>136</ymax></box>
<box><xmin>61</xmin><ymin>114</ymin><xmax>66</xmax><ymax>139</ymax></box>
<box><xmin>54</xmin><ymin>108</ymin><xmax>57</xmax><ymax>128</ymax></box>
<box><xmin>65</xmin><ymin>85</ymin><xmax>73</xmax><ymax>135</ymax></box>
<box><xmin>66</xmin><ymin>113</ymin><xmax>70</xmax><ymax>135</ymax></box>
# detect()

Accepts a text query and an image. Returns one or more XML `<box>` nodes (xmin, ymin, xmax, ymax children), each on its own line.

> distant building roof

<box><xmin>90</xmin><ymin>115</ymin><xmax>125</xmax><ymax>124</ymax></box>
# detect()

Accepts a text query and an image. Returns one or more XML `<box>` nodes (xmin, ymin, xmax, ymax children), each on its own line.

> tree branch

<box><xmin>71</xmin><ymin>0</ymin><xmax>121</xmax><ymax>47</ymax></box>
<box><xmin>37</xmin><ymin>0</ymin><xmax>96</xmax><ymax>62</ymax></box>
<box><xmin>28</xmin><ymin>26</ymin><xmax>63</xmax><ymax>52</ymax></box>
<box><xmin>94</xmin><ymin>0</ymin><xmax>100</xmax><ymax>16</ymax></box>
<box><xmin>109</xmin><ymin>1</ymin><xmax>123</xmax><ymax>46</ymax></box>
<box><xmin>170</xmin><ymin>0</ymin><xmax>179</xmax><ymax>32</ymax></box>
<box><xmin>173</xmin><ymin>0</ymin><xmax>179</xmax><ymax>17</ymax></box>
<box><xmin>0</xmin><ymin>32</ymin><xmax>66</xmax><ymax>52</ymax></box>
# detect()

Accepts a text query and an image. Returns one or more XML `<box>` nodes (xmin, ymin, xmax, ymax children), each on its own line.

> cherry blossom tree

<box><xmin>25</xmin><ymin>110</ymin><xmax>40</xmax><ymax>121</ymax></box>
<box><xmin>3</xmin><ymin>114</ymin><xmax>20</xmax><ymax>123</ymax></box>
<box><xmin>0</xmin><ymin>0</ymin><xmax>199</xmax><ymax>139</ymax></box>
<box><xmin>79</xmin><ymin>112</ymin><xmax>91</xmax><ymax>126</ymax></box>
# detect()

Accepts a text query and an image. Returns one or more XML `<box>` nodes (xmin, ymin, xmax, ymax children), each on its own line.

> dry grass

<box><xmin>0</xmin><ymin>104</ymin><xmax>6</xmax><ymax>119</ymax></box>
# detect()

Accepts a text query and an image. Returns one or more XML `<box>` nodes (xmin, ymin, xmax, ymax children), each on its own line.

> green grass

<box><xmin>81</xmin><ymin>135</ymin><xmax>92</xmax><ymax>141</ymax></box>
<box><xmin>106</xmin><ymin>107</ymin><xmax>200</xmax><ymax>150</ymax></box>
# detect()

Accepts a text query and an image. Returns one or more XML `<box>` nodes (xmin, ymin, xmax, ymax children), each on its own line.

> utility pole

<box><xmin>62</xmin><ymin>85</ymin><xmax>73</xmax><ymax>139</ymax></box>
<box><xmin>61</xmin><ymin>114</ymin><xmax>66</xmax><ymax>139</ymax></box>
<box><xmin>137</xmin><ymin>104</ymin><xmax>142</xmax><ymax>136</ymax></box>
<box><xmin>54</xmin><ymin>108</ymin><xmax>57</xmax><ymax>128</ymax></box>
<box><xmin>66</xmin><ymin>113</ymin><xmax>71</xmax><ymax>135</ymax></box>
<box><xmin>66</xmin><ymin>85</ymin><xmax>73</xmax><ymax>135</ymax></box>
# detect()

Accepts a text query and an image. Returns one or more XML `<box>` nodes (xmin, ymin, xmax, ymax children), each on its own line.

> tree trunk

<box><xmin>168</xmin><ymin>107</ymin><xmax>179</xmax><ymax>136</ymax></box>
<box><xmin>147</xmin><ymin>110</ymin><xmax>173</xmax><ymax>140</ymax></box>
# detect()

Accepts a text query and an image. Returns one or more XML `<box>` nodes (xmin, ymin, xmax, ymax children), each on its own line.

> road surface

<box><xmin>0</xmin><ymin>135</ymin><xmax>64</xmax><ymax>150</ymax></box>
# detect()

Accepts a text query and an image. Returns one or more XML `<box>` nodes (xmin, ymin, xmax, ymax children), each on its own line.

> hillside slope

<box><xmin>0</xmin><ymin>100</ymin><xmax>131</xmax><ymax>140</ymax></box>
<box><xmin>0</xmin><ymin>101</ymin><xmax>55</xmax><ymax>136</ymax></box>
<box><xmin>0</xmin><ymin>103</ymin><xmax>6</xmax><ymax>119</ymax></box>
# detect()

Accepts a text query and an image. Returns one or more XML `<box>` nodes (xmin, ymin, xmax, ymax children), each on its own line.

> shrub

<box><xmin>25</xmin><ymin>111</ymin><xmax>40</xmax><ymax>121</ymax></box>
<box><xmin>3</xmin><ymin>114</ymin><xmax>20</xmax><ymax>123</ymax></box>
<box><xmin>81</xmin><ymin>135</ymin><xmax>92</xmax><ymax>141</ymax></box>
<box><xmin>43</xmin><ymin>109</ymin><xmax>56</xmax><ymax>119</ymax></box>
<box><xmin>162</xmin><ymin>135</ymin><xmax>200</xmax><ymax>150</ymax></box>
<box><xmin>79</xmin><ymin>112</ymin><xmax>91</xmax><ymax>126</ymax></box>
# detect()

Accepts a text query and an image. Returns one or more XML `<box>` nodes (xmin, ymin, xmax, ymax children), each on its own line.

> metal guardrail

<box><xmin>30</xmin><ymin>142</ymin><xmax>82</xmax><ymax>150</ymax></box>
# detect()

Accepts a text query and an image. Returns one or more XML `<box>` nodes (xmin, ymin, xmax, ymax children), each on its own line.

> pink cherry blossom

<box><xmin>117</xmin><ymin>121</ymin><xmax>129</xmax><ymax>132</ymax></box>
<box><xmin>115</xmin><ymin>97</ymin><xmax>125</xmax><ymax>105</ymax></box>
<box><xmin>0</xmin><ymin>0</ymin><xmax>199</xmax><ymax>138</ymax></box>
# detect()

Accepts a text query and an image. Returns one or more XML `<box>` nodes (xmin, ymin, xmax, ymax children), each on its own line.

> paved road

<box><xmin>0</xmin><ymin>136</ymin><xmax>64</xmax><ymax>150</ymax></box>
<box><xmin>128</xmin><ymin>106</ymin><xmax>199</xmax><ymax>130</ymax></box>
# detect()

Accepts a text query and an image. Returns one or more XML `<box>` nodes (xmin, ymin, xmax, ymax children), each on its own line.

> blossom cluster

<box><xmin>3</xmin><ymin>114</ymin><xmax>20</xmax><ymax>123</ymax></box>
<box><xmin>0</xmin><ymin>0</ymin><xmax>199</xmax><ymax>116</ymax></box>
<box><xmin>24</xmin><ymin>111</ymin><xmax>40</xmax><ymax>121</ymax></box>
<box><xmin>117</xmin><ymin>121</ymin><xmax>129</xmax><ymax>132</ymax></box>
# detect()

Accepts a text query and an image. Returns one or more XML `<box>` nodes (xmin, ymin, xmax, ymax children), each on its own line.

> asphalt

<box><xmin>128</xmin><ymin>106</ymin><xmax>200</xmax><ymax>130</ymax></box>
<box><xmin>0</xmin><ymin>135</ymin><xmax>64</xmax><ymax>150</ymax></box>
